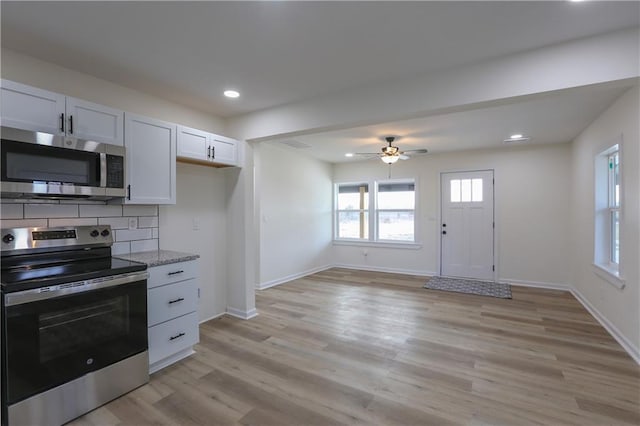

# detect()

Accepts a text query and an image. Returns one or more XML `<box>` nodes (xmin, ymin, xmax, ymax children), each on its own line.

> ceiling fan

<box><xmin>347</xmin><ymin>136</ymin><xmax>428</xmax><ymax>164</ymax></box>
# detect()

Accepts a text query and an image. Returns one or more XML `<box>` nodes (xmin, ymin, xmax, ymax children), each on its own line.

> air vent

<box><xmin>280</xmin><ymin>139</ymin><xmax>311</xmax><ymax>149</ymax></box>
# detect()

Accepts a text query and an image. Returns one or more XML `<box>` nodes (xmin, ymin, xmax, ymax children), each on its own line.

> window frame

<box><xmin>593</xmin><ymin>140</ymin><xmax>625</xmax><ymax>288</ymax></box>
<box><xmin>334</xmin><ymin>178</ymin><xmax>418</xmax><ymax>245</ymax></box>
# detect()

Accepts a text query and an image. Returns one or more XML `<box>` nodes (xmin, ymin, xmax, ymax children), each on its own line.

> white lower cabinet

<box><xmin>147</xmin><ymin>260</ymin><xmax>199</xmax><ymax>373</ymax></box>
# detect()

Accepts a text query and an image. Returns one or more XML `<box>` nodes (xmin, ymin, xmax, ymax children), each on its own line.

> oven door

<box><xmin>2</xmin><ymin>273</ymin><xmax>148</xmax><ymax>407</ymax></box>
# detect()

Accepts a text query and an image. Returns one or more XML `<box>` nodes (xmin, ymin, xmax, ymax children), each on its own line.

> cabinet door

<box><xmin>1</xmin><ymin>80</ymin><xmax>65</xmax><ymax>134</ymax></box>
<box><xmin>177</xmin><ymin>125</ymin><xmax>208</xmax><ymax>161</ymax></box>
<box><xmin>66</xmin><ymin>97</ymin><xmax>124</xmax><ymax>145</ymax></box>
<box><xmin>210</xmin><ymin>134</ymin><xmax>238</xmax><ymax>166</ymax></box>
<box><xmin>124</xmin><ymin>113</ymin><xmax>176</xmax><ymax>204</ymax></box>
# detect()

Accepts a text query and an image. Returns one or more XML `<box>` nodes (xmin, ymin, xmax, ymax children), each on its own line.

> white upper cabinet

<box><xmin>1</xmin><ymin>80</ymin><xmax>124</xmax><ymax>145</ymax></box>
<box><xmin>1</xmin><ymin>80</ymin><xmax>65</xmax><ymax>134</ymax></box>
<box><xmin>209</xmin><ymin>134</ymin><xmax>238</xmax><ymax>166</ymax></box>
<box><xmin>124</xmin><ymin>113</ymin><xmax>176</xmax><ymax>204</ymax></box>
<box><xmin>176</xmin><ymin>124</ymin><xmax>239</xmax><ymax>167</ymax></box>
<box><xmin>177</xmin><ymin>125</ymin><xmax>208</xmax><ymax>162</ymax></box>
<box><xmin>65</xmin><ymin>97</ymin><xmax>124</xmax><ymax>145</ymax></box>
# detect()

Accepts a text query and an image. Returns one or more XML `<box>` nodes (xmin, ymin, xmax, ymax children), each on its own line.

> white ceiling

<box><xmin>267</xmin><ymin>83</ymin><xmax>632</xmax><ymax>163</ymax></box>
<box><xmin>2</xmin><ymin>2</ymin><xmax>637</xmax><ymax>162</ymax></box>
<box><xmin>2</xmin><ymin>1</ymin><xmax>638</xmax><ymax>118</ymax></box>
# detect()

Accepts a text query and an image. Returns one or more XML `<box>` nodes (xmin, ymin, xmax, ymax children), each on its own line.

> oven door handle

<box><xmin>4</xmin><ymin>271</ymin><xmax>149</xmax><ymax>307</ymax></box>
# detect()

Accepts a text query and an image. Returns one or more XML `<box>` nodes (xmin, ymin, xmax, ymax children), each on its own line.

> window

<box><xmin>608</xmin><ymin>149</ymin><xmax>620</xmax><ymax>265</ymax></box>
<box><xmin>594</xmin><ymin>142</ymin><xmax>622</xmax><ymax>281</ymax></box>
<box><xmin>336</xmin><ymin>183</ymin><xmax>369</xmax><ymax>239</ymax></box>
<box><xmin>377</xmin><ymin>182</ymin><xmax>415</xmax><ymax>241</ymax></box>
<box><xmin>450</xmin><ymin>178</ymin><xmax>483</xmax><ymax>202</ymax></box>
<box><xmin>335</xmin><ymin>179</ymin><xmax>416</xmax><ymax>243</ymax></box>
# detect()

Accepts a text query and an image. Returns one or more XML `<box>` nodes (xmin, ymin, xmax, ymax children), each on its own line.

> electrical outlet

<box><xmin>128</xmin><ymin>218</ymin><xmax>137</xmax><ymax>230</ymax></box>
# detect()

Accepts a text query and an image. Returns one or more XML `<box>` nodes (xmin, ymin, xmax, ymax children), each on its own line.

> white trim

<box><xmin>499</xmin><ymin>278</ymin><xmax>569</xmax><ymax>291</ymax></box>
<box><xmin>149</xmin><ymin>348</ymin><xmax>195</xmax><ymax>374</ymax></box>
<box><xmin>570</xmin><ymin>286</ymin><xmax>640</xmax><ymax>365</ymax></box>
<box><xmin>332</xmin><ymin>240</ymin><xmax>422</xmax><ymax>250</ymax></box>
<box><xmin>592</xmin><ymin>263</ymin><xmax>626</xmax><ymax>289</ymax></box>
<box><xmin>199</xmin><ymin>311</ymin><xmax>226</xmax><ymax>324</ymax></box>
<box><xmin>226</xmin><ymin>307</ymin><xmax>258</xmax><ymax>320</ymax></box>
<box><xmin>257</xmin><ymin>264</ymin><xmax>332</xmax><ymax>290</ymax></box>
<box><xmin>333</xmin><ymin>263</ymin><xmax>435</xmax><ymax>277</ymax></box>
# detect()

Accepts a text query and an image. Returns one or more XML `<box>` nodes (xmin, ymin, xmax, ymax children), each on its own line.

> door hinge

<box><xmin>492</xmin><ymin>265</ymin><xmax>495</xmax><ymax>272</ymax></box>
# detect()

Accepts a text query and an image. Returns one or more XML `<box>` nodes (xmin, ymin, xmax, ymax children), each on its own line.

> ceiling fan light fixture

<box><xmin>381</xmin><ymin>155</ymin><xmax>400</xmax><ymax>164</ymax></box>
<box><xmin>345</xmin><ymin>153</ymin><xmax>354</xmax><ymax>157</ymax></box>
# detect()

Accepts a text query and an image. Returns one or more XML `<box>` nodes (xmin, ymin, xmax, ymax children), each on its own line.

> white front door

<box><xmin>441</xmin><ymin>170</ymin><xmax>494</xmax><ymax>280</ymax></box>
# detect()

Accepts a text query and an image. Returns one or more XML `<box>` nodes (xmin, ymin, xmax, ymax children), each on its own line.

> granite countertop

<box><xmin>115</xmin><ymin>249</ymin><xmax>200</xmax><ymax>267</ymax></box>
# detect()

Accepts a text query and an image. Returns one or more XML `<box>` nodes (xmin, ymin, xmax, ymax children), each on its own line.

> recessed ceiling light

<box><xmin>345</xmin><ymin>153</ymin><xmax>354</xmax><ymax>157</ymax></box>
<box><xmin>224</xmin><ymin>90</ymin><xmax>240</xmax><ymax>98</ymax></box>
<box><xmin>510</xmin><ymin>133</ymin><xmax>523</xmax><ymax>139</ymax></box>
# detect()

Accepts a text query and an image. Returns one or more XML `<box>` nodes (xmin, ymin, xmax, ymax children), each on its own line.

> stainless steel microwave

<box><xmin>1</xmin><ymin>127</ymin><xmax>126</xmax><ymax>200</ymax></box>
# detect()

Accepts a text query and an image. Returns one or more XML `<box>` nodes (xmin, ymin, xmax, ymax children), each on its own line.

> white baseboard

<box><xmin>499</xmin><ymin>278</ymin><xmax>569</xmax><ymax>291</ymax></box>
<box><xmin>149</xmin><ymin>348</ymin><xmax>195</xmax><ymax>374</ymax></box>
<box><xmin>257</xmin><ymin>264</ymin><xmax>332</xmax><ymax>290</ymax></box>
<box><xmin>570</xmin><ymin>287</ymin><xmax>640</xmax><ymax>365</ymax></box>
<box><xmin>226</xmin><ymin>307</ymin><xmax>258</xmax><ymax>320</ymax></box>
<box><xmin>333</xmin><ymin>263</ymin><xmax>436</xmax><ymax>277</ymax></box>
<box><xmin>199</xmin><ymin>311</ymin><xmax>226</xmax><ymax>324</ymax></box>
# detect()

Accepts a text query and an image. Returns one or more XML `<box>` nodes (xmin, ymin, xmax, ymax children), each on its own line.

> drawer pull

<box><xmin>167</xmin><ymin>270</ymin><xmax>184</xmax><ymax>276</ymax></box>
<box><xmin>168</xmin><ymin>297</ymin><xmax>185</xmax><ymax>305</ymax></box>
<box><xmin>169</xmin><ymin>332</ymin><xmax>186</xmax><ymax>341</ymax></box>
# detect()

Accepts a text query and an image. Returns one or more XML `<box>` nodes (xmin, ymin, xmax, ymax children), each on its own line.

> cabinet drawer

<box><xmin>148</xmin><ymin>260</ymin><xmax>197</xmax><ymax>289</ymax></box>
<box><xmin>148</xmin><ymin>312</ymin><xmax>199</xmax><ymax>365</ymax></box>
<box><xmin>148</xmin><ymin>278</ymin><xmax>198</xmax><ymax>327</ymax></box>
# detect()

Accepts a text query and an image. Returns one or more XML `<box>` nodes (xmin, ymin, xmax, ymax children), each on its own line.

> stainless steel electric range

<box><xmin>1</xmin><ymin>225</ymin><xmax>149</xmax><ymax>426</ymax></box>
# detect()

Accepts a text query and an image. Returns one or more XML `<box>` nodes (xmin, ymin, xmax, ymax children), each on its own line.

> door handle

<box><xmin>127</xmin><ymin>184</ymin><xmax>131</xmax><ymax>200</ymax></box>
<box><xmin>69</xmin><ymin>115</ymin><xmax>74</xmax><ymax>134</ymax></box>
<box><xmin>168</xmin><ymin>297</ymin><xmax>185</xmax><ymax>304</ymax></box>
<box><xmin>207</xmin><ymin>146</ymin><xmax>211</xmax><ymax>158</ymax></box>
<box><xmin>169</xmin><ymin>332</ymin><xmax>185</xmax><ymax>341</ymax></box>
<box><xmin>211</xmin><ymin>146</ymin><xmax>215</xmax><ymax>159</ymax></box>
<box><xmin>60</xmin><ymin>113</ymin><xmax>65</xmax><ymax>132</ymax></box>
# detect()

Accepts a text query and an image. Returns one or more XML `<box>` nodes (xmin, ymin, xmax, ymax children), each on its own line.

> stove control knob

<box><xmin>101</xmin><ymin>229</ymin><xmax>110</xmax><ymax>237</ymax></box>
<box><xmin>2</xmin><ymin>234</ymin><xmax>15</xmax><ymax>244</ymax></box>
<box><xmin>90</xmin><ymin>230</ymin><xmax>100</xmax><ymax>238</ymax></box>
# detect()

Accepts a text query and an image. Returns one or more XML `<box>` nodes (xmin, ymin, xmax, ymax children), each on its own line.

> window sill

<box><xmin>333</xmin><ymin>240</ymin><xmax>422</xmax><ymax>250</ymax></box>
<box><xmin>592</xmin><ymin>263</ymin><xmax>626</xmax><ymax>289</ymax></box>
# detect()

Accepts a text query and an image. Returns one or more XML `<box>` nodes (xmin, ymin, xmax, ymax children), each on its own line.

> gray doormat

<box><xmin>424</xmin><ymin>276</ymin><xmax>512</xmax><ymax>299</ymax></box>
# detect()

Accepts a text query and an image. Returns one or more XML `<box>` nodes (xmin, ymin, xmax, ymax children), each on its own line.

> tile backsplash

<box><xmin>0</xmin><ymin>200</ymin><xmax>159</xmax><ymax>255</ymax></box>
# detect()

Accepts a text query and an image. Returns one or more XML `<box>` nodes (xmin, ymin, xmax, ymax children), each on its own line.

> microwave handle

<box><xmin>127</xmin><ymin>184</ymin><xmax>131</xmax><ymax>200</ymax></box>
<box><xmin>100</xmin><ymin>153</ymin><xmax>107</xmax><ymax>188</ymax></box>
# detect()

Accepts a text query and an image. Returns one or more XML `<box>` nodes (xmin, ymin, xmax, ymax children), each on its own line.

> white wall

<box><xmin>159</xmin><ymin>162</ymin><xmax>228</xmax><ymax>322</ymax></box>
<box><xmin>332</xmin><ymin>143</ymin><xmax>571</xmax><ymax>287</ymax></box>
<box><xmin>570</xmin><ymin>86</ymin><xmax>639</xmax><ymax>358</ymax></box>
<box><xmin>256</xmin><ymin>143</ymin><xmax>333</xmax><ymax>288</ymax></box>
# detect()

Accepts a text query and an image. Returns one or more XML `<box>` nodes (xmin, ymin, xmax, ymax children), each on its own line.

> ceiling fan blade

<box><xmin>351</xmin><ymin>152</ymin><xmax>381</xmax><ymax>156</ymax></box>
<box><xmin>401</xmin><ymin>149</ymin><xmax>428</xmax><ymax>155</ymax></box>
<box><xmin>399</xmin><ymin>154</ymin><xmax>410</xmax><ymax>160</ymax></box>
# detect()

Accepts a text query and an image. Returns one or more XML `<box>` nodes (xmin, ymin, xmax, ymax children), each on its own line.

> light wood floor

<box><xmin>71</xmin><ymin>268</ymin><xmax>640</xmax><ymax>425</ymax></box>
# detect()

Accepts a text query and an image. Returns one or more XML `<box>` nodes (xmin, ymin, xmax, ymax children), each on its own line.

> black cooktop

<box><xmin>1</xmin><ymin>251</ymin><xmax>147</xmax><ymax>293</ymax></box>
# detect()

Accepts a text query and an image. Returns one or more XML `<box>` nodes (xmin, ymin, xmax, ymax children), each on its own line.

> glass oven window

<box><xmin>39</xmin><ymin>296</ymin><xmax>130</xmax><ymax>363</ymax></box>
<box><xmin>3</xmin><ymin>281</ymin><xmax>147</xmax><ymax>405</ymax></box>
